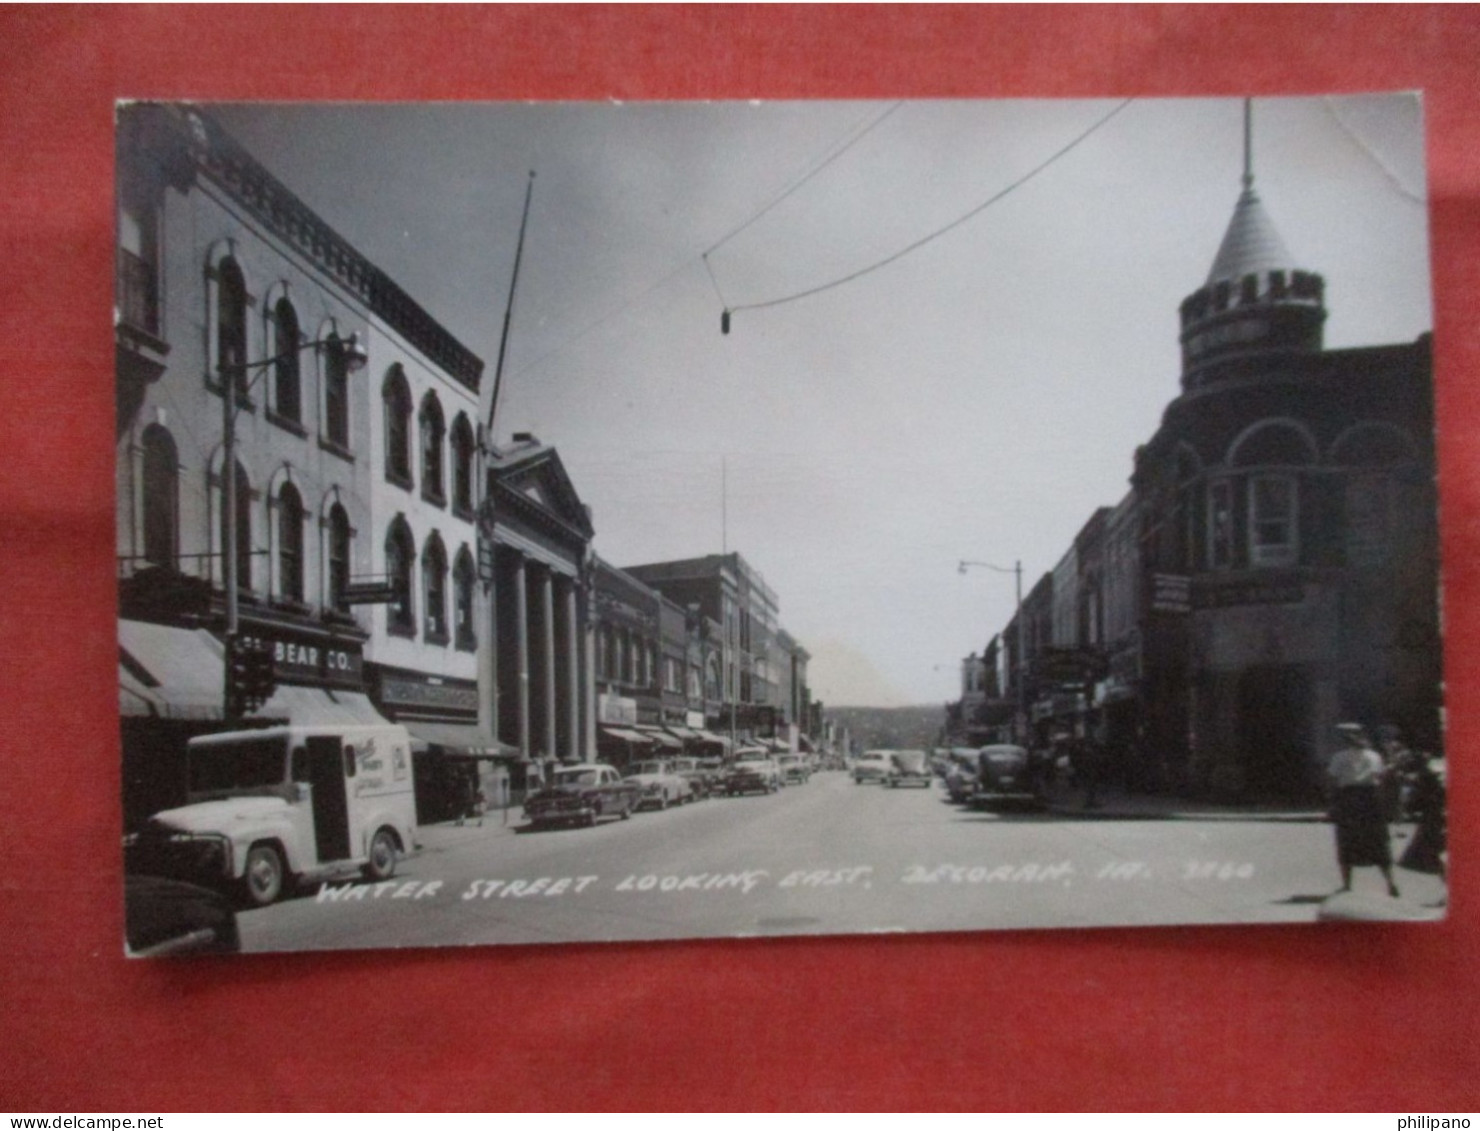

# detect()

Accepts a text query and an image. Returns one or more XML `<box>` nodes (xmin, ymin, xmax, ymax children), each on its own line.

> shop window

<box><xmin>140</xmin><ymin>424</ymin><xmax>178</xmax><ymax>569</ymax></box>
<box><xmin>451</xmin><ymin>413</ymin><xmax>475</xmax><ymax>518</ymax></box>
<box><xmin>423</xmin><ymin>533</ymin><xmax>448</xmax><ymax>644</ymax></box>
<box><xmin>454</xmin><ymin>548</ymin><xmax>477</xmax><ymax>652</ymax></box>
<box><xmin>327</xmin><ymin>504</ymin><xmax>352</xmax><ymax>612</ymax></box>
<box><xmin>383</xmin><ymin>367</ymin><xmax>413</xmax><ymax>488</ymax></box>
<box><xmin>271</xmin><ymin>298</ymin><xmax>302</xmax><ymax>426</ymax></box>
<box><xmin>1249</xmin><ymin>475</ymin><xmax>1298</xmax><ymax>567</ymax></box>
<box><xmin>386</xmin><ymin>518</ymin><xmax>416</xmax><ymax>637</ymax></box>
<box><xmin>277</xmin><ymin>482</ymin><xmax>305</xmax><ymax>605</ymax></box>
<box><xmin>420</xmin><ymin>392</ymin><xmax>446</xmax><ymax>506</ymax></box>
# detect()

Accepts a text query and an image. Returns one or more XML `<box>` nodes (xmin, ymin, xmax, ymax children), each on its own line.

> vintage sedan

<box><xmin>725</xmin><ymin>756</ymin><xmax>782</xmax><ymax>795</ymax></box>
<box><xmin>777</xmin><ymin>754</ymin><xmax>811</xmax><ymax>785</ymax></box>
<box><xmin>968</xmin><ymin>744</ymin><xmax>1045</xmax><ymax>811</ymax></box>
<box><xmin>669</xmin><ymin>756</ymin><xmax>720</xmax><ymax>800</ymax></box>
<box><xmin>524</xmin><ymin>763</ymin><xmax>641</xmax><ymax>829</ymax></box>
<box><xmin>883</xmin><ymin>749</ymin><xmax>932</xmax><ymax>788</ymax></box>
<box><xmin>624</xmin><ymin>759</ymin><xmax>692</xmax><ymax>810</ymax></box>
<box><xmin>852</xmin><ymin>751</ymin><xmax>893</xmax><ymax>784</ymax></box>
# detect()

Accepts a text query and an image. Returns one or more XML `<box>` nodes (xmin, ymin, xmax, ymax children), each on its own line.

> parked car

<box><xmin>853</xmin><ymin>751</ymin><xmax>893</xmax><ymax>784</ymax></box>
<box><xmin>669</xmin><ymin>756</ymin><xmax>717</xmax><ymax>800</ymax></box>
<box><xmin>524</xmin><ymin>763</ymin><xmax>641</xmax><ymax>828</ymax></box>
<box><xmin>777</xmin><ymin>754</ymin><xmax>811</xmax><ymax>785</ymax></box>
<box><xmin>944</xmin><ymin>747</ymin><xmax>985</xmax><ymax>803</ymax></box>
<box><xmin>884</xmin><ymin>749</ymin><xmax>932</xmax><ymax>788</ymax></box>
<box><xmin>624</xmin><ymin>759</ymin><xmax>692</xmax><ymax>810</ymax></box>
<box><xmin>969</xmin><ymin>744</ymin><xmax>1045</xmax><ymax>810</ymax></box>
<box><xmin>124</xmin><ymin>874</ymin><xmax>240</xmax><ymax>958</ymax></box>
<box><xmin>725</xmin><ymin>756</ymin><xmax>782</xmax><ymax>795</ymax></box>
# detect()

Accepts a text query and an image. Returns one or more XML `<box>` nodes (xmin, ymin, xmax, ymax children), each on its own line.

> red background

<box><xmin>3</xmin><ymin>5</ymin><xmax>1478</xmax><ymax>1112</ymax></box>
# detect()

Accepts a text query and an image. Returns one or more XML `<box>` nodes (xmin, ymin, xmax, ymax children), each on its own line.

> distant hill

<box><xmin>825</xmin><ymin>704</ymin><xmax>949</xmax><ymax>753</ymax></box>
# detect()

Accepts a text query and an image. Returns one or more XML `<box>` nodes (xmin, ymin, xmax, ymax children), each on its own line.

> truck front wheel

<box><xmin>362</xmin><ymin>828</ymin><xmax>398</xmax><ymax>882</ymax></box>
<box><xmin>241</xmin><ymin>843</ymin><xmax>285</xmax><ymax>908</ymax></box>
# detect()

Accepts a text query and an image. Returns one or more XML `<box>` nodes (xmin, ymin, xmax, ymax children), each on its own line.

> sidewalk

<box><xmin>414</xmin><ymin>809</ymin><xmax>527</xmax><ymax>854</ymax></box>
<box><xmin>1040</xmin><ymin>785</ymin><xmax>1327</xmax><ymax>823</ymax></box>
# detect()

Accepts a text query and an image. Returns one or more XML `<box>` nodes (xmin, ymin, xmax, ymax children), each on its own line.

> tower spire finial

<box><xmin>1242</xmin><ymin>97</ymin><xmax>1254</xmax><ymax>191</ymax></box>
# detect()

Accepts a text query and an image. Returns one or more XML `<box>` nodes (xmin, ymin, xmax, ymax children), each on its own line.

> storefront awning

<box><xmin>634</xmin><ymin>726</ymin><xmax>683</xmax><ymax>749</ymax></box>
<box><xmin>691</xmin><ymin>730</ymin><xmax>732</xmax><ymax>752</ymax></box>
<box><xmin>119</xmin><ymin>621</ymin><xmax>225</xmax><ymax>720</ymax></box>
<box><xmin>600</xmin><ymin>726</ymin><xmax>654</xmax><ymax>745</ymax></box>
<box><xmin>250</xmin><ymin>684</ymin><xmax>392</xmax><ymax>727</ymax></box>
<box><xmin>664</xmin><ymin>726</ymin><xmax>700</xmax><ymax>741</ymax></box>
<box><xmin>405</xmin><ymin>721</ymin><xmax>517</xmax><ymax>758</ymax></box>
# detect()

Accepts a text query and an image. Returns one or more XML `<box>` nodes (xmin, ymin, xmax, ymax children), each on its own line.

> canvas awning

<box><xmin>690</xmin><ymin>730</ymin><xmax>732</xmax><ymax>752</ymax></box>
<box><xmin>634</xmin><ymin>726</ymin><xmax>682</xmax><ymax>750</ymax></box>
<box><xmin>119</xmin><ymin>620</ymin><xmax>226</xmax><ymax>720</ymax></box>
<box><xmin>600</xmin><ymin>726</ymin><xmax>654</xmax><ymax>745</ymax></box>
<box><xmin>249</xmin><ymin>684</ymin><xmax>392</xmax><ymax>727</ymax></box>
<box><xmin>405</xmin><ymin>721</ymin><xmax>517</xmax><ymax>758</ymax></box>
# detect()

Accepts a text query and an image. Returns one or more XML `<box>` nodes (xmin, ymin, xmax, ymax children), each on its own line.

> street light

<box><xmin>221</xmin><ymin>332</ymin><xmax>368</xmax><ymax>718</ymax></box>
<box><xmin>959</xmin><ymin>558</ymin><xmax>1026</xmax><ymax>744</ymax></box>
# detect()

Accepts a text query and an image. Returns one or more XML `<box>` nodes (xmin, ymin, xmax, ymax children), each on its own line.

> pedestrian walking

<box><xmin>1327</xmin><ymin>723</ymin><xmax>1400</xmax><ymax>897</ymax></box>
<box><xmin>1397</xmin><ymin>752</ymin><xmax>1446</xmax><ymax>880</ymax></box>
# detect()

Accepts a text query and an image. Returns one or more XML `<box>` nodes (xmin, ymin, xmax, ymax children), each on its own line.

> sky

<box><xmin>210</xmin><ymin>94</ymin><xmax>1433</xmax><ymax>708</ymax></box>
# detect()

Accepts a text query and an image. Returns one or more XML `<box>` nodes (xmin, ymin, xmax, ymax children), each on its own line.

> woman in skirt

<box><xmin>1327</xmin><ymin>723</ymin><xmax>1400</xmax><ymax>897</ymax></box>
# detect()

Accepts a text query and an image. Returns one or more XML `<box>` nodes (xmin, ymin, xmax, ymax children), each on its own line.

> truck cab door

<box><xmin>307</xmin><ymin>735</ymin><xmax>352</xmax><ymax>863</ymax></box>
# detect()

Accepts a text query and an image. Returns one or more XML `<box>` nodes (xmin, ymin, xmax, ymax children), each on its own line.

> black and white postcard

<box><xmin>116</xmin><ymin>95</ymin><xmax>1445</xmax><ymax>955</ymax></box>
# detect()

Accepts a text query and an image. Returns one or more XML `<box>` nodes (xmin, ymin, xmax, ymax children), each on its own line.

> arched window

<box><xmin>140</xmin><ymin>424</ymin><xmax>178</xmax><ymax>569</ymax></box>
<box><xmin>323</xmin><ymin>334</ymin><xmax>350</xmax><ymax>450</ymax></box>
<box><xmin>451</xmin><ymin>413</ymin><xmax>475</xmax><ymax>517</ymax></box>
<box><xmin>1332</xmin><ymin>424</ymin><xmax>1422</xmax><ymax>568</ymax></box>
<box><xmin>327</xmin><ymin>504</ymin><xmax>352</xmax><ymax>612</ymax></box>
<box><xmin>383</xmin><ymin>367</ymin><xmax>412</xmax><ymax>487</ymax></box>
<box><xmin>217</xmin><ymin>259</ymin><xmax>248</xmax><ymax>398</ymax></box>
<box><xmin>420</xmin><ymin>392</ymin><xmax>446</xmax><ymax>505</ymax></box>
<box><xmin>423</xmin><ymin>533</ymin><xmax>448</xmax><ymax>644</ymax></box>
<box><xmin>1227</xmin><ymin>420</ymin><xmax>1315</xmax><ymax>570</ymax></box>
<box><xmin>272</xmin><ymin>297</ymin><xmax>301</xmax><ymax>424</ymax></box>
<box><xmin>219</xmin><ymin>459</ymin><xmax>253</xmax><ymax>594</ymax></box>
<box><xmin>277</xmin><ymin>482</ymin><xmax>305</xmax><ymax>604</ymax></box>
<box><xmin>386</xmin><ymin>518</ymin><xmax>416</xmax><ymax>636</ymax></box>
<box><xmin>454</xmin><ymin>547</ymin><xmax>477</xmax><ymax>651</ymax></box>
<box><xmin>1229</xmin><ymin>420</ymin><xmax>1317</xmax><ymax>468</ymax></box>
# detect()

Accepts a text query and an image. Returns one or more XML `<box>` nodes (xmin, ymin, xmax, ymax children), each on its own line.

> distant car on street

<box><xmin>777</xmin><ymin>754</ymin><xmax>811</xmax><ymax>785</ymax></box>
<box><xmin>725</xmin><ymin>756</ymin><xmax>782</xmax><ymax>795</ymax></box>
<box><xmin>669</xmin><ymin>756</ymin><xmax>717</xmax><ymax>800</ymax></box>
<box><xmin>524</xmin><ymin>763</ymin><xmax>640</xmax><ymax>828</ymax></box>
<box><xmin>853</xmin><ymin>751</ymin><xmax>893</xmax><ymax>784</ymax></box>
<box><xmin>969</xmin><ymin>744</ymin><xmax>1045</xmax><ymax>811</ymax></box>
<box><xmin>624</xmin><ymin>759</ymin><xmax>692</xmax><ymax>810</ymax></box>
<box><xmin>884</xmin><ymin>749</ymin><xmax>932</xmax><ymax>788</ymax></box>
<box><xmin>944</xmin><ymin>748</ymin><xmax>984</xmax><ymax>803</ymax></box>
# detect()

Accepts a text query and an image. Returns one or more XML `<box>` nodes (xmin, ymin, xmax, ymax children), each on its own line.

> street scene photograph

<box><xmin>114</xmin><ymin>94</ymin><xmax>1446</xmax><ymax>956</ymax></box>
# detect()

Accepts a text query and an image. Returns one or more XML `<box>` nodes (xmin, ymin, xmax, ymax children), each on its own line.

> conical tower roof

<box><xmin>1205</xmin><ymin>184</ymin><xmax>1294</xmax><ymax>286</ymax></box>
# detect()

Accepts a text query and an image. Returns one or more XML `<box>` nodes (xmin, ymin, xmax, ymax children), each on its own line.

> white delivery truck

<box><xmin>128</xmin><ymin>724</ymin><xmax>418</xmax><ymax>907</ymax></box>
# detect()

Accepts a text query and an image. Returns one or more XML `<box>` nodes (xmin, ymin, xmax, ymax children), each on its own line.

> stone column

<box><xmin>542</xmin><ymin>568</ymin><xmax>557</xmax><ymax>762</ymax></box>
<box><xmin>515</xmin><ymin>555</ymin><xmax>530</xmax><ymax>758</ymax></box>
<box><xmin>565</xmin><ymin>578</ymin><xmax>580</xmax><ymax>762</ymax></box>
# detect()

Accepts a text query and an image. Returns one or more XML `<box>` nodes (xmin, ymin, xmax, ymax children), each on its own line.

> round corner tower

<box><xmin>1177</xmin><ymin>105</ymin><xmax>1327</xmax><ymax>390</ymax></box>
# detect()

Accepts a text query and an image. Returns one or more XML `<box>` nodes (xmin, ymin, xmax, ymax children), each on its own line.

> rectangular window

<box><xmin>1249</xmin><ymin>475</ymin><xmax>1298</xmax><ymax>567</ymax></box>
<box><xmin>1208</xmin><ymin>480</ymin><xmax>1235</xmax><ymax>569</ymax></box>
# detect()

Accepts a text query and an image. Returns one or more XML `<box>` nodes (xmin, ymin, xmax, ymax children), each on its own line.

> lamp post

<box><xmin>220</xmin><ymin>332</ymin><xmax>368</xmax><ymax>719</ymax></box>
<box><xmin>959</xmin><ymin>558</ymin><xmax>1025</xmax><ymax>743</ymax></box>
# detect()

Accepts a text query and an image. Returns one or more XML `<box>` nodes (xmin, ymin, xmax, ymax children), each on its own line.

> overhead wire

<box><xmin>723</xmin><ymin>98</ymin><xmax>1135</xmax><ymax>321</ymax></box>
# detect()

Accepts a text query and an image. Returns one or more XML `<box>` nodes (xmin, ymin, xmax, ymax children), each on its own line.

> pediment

<box><xmin>491</xmin><ymin>446</ymin><xmax>593</xmax><ymax>539</ymax></box>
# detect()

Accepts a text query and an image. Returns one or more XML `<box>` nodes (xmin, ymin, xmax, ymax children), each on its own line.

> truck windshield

<box><xmin>189</xmin><ymin>737</ymin><xmax>289</xmax><ymax>794</ymax></box>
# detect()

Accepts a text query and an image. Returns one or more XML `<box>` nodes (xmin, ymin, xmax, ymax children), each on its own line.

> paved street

<box><xmin>238</xmin><ymin>770</ymin><xmax>1446</xmax><ymax>952</ymax></box>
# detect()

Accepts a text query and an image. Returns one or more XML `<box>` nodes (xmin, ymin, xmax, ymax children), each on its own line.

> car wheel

<box><xmin>620</xmin><ymin>801</ymin><xmax>632</xmax><ymax>819</ymax></box>
<box><xmin>241</xmin><ymin>843</ymin><xmax>285</xmax><ymax>908</ymax></box>
<box><xmin>362</xmin><ymin>827</ymin><xmax>398</xmax><ymax>882</ymax></box>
